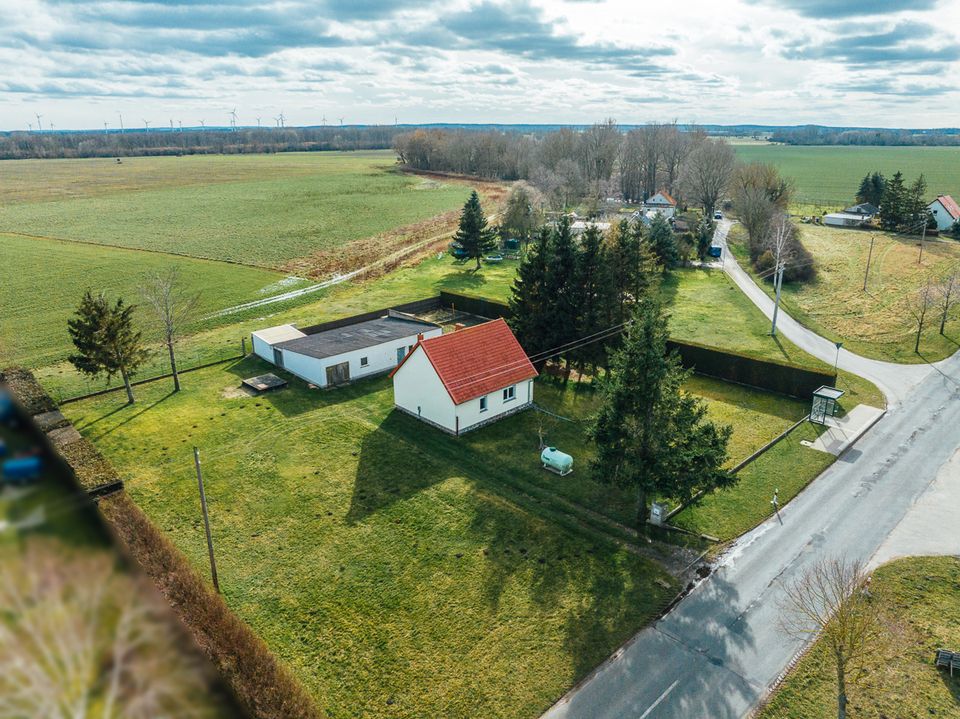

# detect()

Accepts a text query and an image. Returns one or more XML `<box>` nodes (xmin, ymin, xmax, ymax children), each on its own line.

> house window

<box><xmin>479</xmin><ymin>396</ymin><xmax>488</xmax><ymax>412</ymax></box>
<box><xmin>503</xmin><ymin>385</ymin><xmax>516</xmax><ymax>402</ymax></box>
<box><xmin>360</xmin><ymin>356</ymin><xmax>369</xmax><ymax>367</ymax></box>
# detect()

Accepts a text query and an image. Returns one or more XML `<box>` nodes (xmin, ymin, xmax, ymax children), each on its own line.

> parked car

<box><xmin>708</xmin><ymin>245</ymin><xmax>722</xmax><ymax>258</ymax></box>
<box><xmin>714</xmin><ymin>210</ymin><xmax>723</xmax><ymax>220</ymax></box>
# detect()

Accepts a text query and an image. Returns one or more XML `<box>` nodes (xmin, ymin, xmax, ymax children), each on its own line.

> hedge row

<box><xmin>3</xmin><ymin>368</ymin><xmax>320</xmax><ymax>719</ymax></box>
<box><xmin>666</xmin><ymin>339</ymin><xmax>836</xmax><ymax>398</ymax></box>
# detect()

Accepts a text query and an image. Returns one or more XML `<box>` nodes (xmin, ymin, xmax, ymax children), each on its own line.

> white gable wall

<box><xmin>928</xmin><ymin>199</ymin><xmax>957</xmax><ymax>231</ymax></box>
<box><xmin>392</xmin><ymin>346</ymin><xmax>457</xmax><ymax>430</ymax></box>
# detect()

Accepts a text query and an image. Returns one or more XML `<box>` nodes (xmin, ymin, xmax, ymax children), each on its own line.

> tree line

<box><xmin>0</xmin><ymin>125</ymin><xmax>405</xmax><ymax>160</ymax></box>
<box><xmin>394</xmin><ymin>121</ymin><xmax>739</xmax><ymax>216</ymax></box>
<box><xmin>771</xmin><ymin>126</ymin><xmax>960</xmax><ymax>147</ymax></box>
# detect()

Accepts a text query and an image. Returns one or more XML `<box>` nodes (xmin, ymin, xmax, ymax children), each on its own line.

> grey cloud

<box><xmin>748</xmin><ymin>0</ymin><xmax>939</xmax><ymax>18</ymax></box>
<box><xmin>783</xmin><ymin>21</ymin><xmax>960</xmax><ymax>67</ymax></box>
<box><xmin>834</xmin><ymin>78</ymin><xmax>954</xmax><ymax>97</ymax></box>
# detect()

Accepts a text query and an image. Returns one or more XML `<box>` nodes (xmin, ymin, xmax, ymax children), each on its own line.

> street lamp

<box><xmin>834</xmin><ymin>342</ymin><xmax>843</xmax><ymax>375</ymax></box>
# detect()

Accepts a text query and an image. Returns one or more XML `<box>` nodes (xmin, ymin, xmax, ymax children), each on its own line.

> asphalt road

<box><xmin>542</xmin><ymin>221</ymin><xmax>960</xmax><ymax>719</ymax></box>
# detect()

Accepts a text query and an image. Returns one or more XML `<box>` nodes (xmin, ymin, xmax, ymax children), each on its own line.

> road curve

<box><xmin>541</xmin><ymin>220</ymin><xmax>960</xmax><ymax>719</ymax></box>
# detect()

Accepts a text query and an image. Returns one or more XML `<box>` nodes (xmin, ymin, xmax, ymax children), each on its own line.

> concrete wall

<box><xmin>393</xmin><ymin>346</ymin><xmax>457</xmax><ymax>430</ymax></box>
<box><xmin>251</xmin><ymin>334</ymin><xmax>274</xmax><ymax>363</ymax></box>
<box><xmin>277</xmin><ymin>327</ymin><xmax>441</xmax><ymax>388</ymax></box>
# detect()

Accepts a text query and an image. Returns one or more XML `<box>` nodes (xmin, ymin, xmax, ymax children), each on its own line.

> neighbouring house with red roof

<box><xmin>390</xmin><ymin>318</ymin><xmax>538</xmax><ymax>435</ymax></box>
<box><xmin>642</xmin><ymin>190</ymin><xmax>678</xmax><ymax>219</ymax></box>
<box><xmin>927</xmin><ymin>195</ymin><xmax>960</xmax><ymax>231</ymax></box>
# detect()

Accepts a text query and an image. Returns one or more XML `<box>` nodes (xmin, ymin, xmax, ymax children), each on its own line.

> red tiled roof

<box><xmin>391</xmin><ymin>318</ymin><xmax>537</xmax><ymax>405</ymax></box>
<box><xmin>936</xmin><ymin>195</ymin><xmax>960</xmax><ymax>221</ymax></box>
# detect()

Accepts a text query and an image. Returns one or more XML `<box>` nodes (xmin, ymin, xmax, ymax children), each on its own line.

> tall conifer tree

<box><xmin>453</xmin><ymin>190</ymin><xmax>497</xmax><ymax>270</ymax></box>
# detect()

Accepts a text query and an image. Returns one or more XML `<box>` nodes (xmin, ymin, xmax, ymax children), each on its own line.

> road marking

<box><xmin>638</xmin><ymin>679</ymin><xmax>679</xmax><ymax>719</ymax></box>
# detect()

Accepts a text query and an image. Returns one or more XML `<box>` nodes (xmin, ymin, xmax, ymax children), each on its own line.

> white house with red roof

<box><xmin>642</xmin><ymin>190</ymin><xmax>677</xmax><ymax>219</ymax></box>
<box><xmin>927</xmin><ymin>195</ymin><xmax>960</xmax><ymax>231</ymax></box>
<box><xmin>390</xmin><ymin>318</ymin><xmax>538</xmax><ymax>435</ymax></box>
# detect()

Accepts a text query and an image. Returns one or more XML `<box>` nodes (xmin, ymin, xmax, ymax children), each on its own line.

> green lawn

<box><xmin>759</xmin><ymin>556</ymin><xmax>960</xmax><ymax>719</ymax></box>
<box><xmin>64</xmin><ymin>361</ymin><xmax>678</xmax><ymax>719</ymax></box>
<box><xmin>0</xmin><ymin>232</ymin><xmax>296</xmax><ymax>369</ymax></box>
<box><xmin>733</xmin><ymin>144</ymin><xmax>960</xmax><ymax>212</ymax></box>
<box><xmin>0</xmin><ymin>151</ymin><xmax>469</xmax><ymax>267</ymax></box>
<box><xmin>728</xmin><ymin>223</ymin><xmax>960</xmax><ymax>363</ymax></box>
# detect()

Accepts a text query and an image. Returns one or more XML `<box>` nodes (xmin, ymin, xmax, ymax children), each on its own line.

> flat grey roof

<box><xmin>813</xmin><ymin>385</ymin><xmax>844</xmax><ymax>400</ymax></box>
<box><xmin>276</xmin><ymin>315</ymin><xmax>439</xmax><ymax>360</ymax></box>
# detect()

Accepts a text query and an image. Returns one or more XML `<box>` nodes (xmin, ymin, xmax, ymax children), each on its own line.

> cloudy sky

<box><xmin>2</xmin><ymin>0</ymin><xmax>959</xmax><ymax>131</ymax></box>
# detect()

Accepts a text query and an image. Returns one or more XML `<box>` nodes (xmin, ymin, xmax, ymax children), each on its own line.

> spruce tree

<box><xmin>648</xmin><ymin>213</ymin><xmax>678</xmax><ymax>270</ymax></box>
<box><xmin>856</xmin><ymin>173</ymin><xmax>872</xmax><ymax>205</ymax></box>
<box><xmin>609</xmin><ymin>219</ymin><xmax>638</xmax><ymax>323</ymax></box>
<box><xmin>572</xmin><ymin>225</ymin><xmax>612</xmax><ymax>376</ymax></box>
<box><xmin>68</xmin><ymin>291</ymin><xmax>149</xmax><ymax>404</ymax></box>
<box><xmin>590</xmin><ymin>295</ymin><xmax>733</xmax><ymax>526</ymax></box>
<box><xmin>907</xmin><ymin>173</ymin><xmax>928</xmax><ymax>229</ymax></box>
<box><xmin>880</xmin><ymin>171</ymin><xmax>907</xmax><ymax>231</ymax></box>
<box><xmin>453</xmin><ymin>190</ymin><xmax>497</xmax><ymax>270</ymax></box>
<box><xmin>544</xmin><ymin>216</ymin><xmax>579</xmax><ymax>378</ymax></box>
<box><xmin>508</xmin><ymin>226</ymin><xmax>552</xmax><ymax>362</ymax></box>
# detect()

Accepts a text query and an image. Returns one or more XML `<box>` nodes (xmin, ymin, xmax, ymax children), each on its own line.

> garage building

<box><xmin>251</xmin><ymin>311</ymin><xmax>442</xmax><ymax>388</ymax></box>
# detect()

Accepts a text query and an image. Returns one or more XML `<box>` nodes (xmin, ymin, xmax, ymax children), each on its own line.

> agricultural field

<box><xmin>64</xmin><ymin>362</ymin><xmax>679</xmax><ymax>719</ymax></box>
<box><xmin>0</xmin><ymin>232</ymin><xmax>298</xmax><ymax>369</ymax></box>
<box><xmin>0</xmin><ymin>151</ymin><xmax>469</xmax><ymax>267</ymax></box>
<box><xmin>728</xmin><ymin>223</ymin><xmax>960</xmax><ymax>363</ymax></box>
<box><xmin>733</xmin><ymin>144</ymin><xmax>960</xmax><ymax>213</ymax></box>
<box><xmin>759</xmin><ymin>556</ymin><xmax>960</xmax><ymax>719</ymax></box>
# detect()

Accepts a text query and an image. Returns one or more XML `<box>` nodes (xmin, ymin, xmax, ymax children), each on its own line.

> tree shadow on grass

<box><xmin>433</xmin><ymin>268</ymin><xmax>488</xmax><ymax>294</ymax></box>
<box><xmin>75</xmin><ymin>389</ymin><xmax>176</xmax><ymax>437</ymax></box>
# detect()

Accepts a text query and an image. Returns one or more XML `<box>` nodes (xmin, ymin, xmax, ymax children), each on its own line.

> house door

<box><xmin>325</xmin><ymin>361</ymin><xmax>350</xmax><ymax>386</ymax></box>
<box><xmin>273</xmin><ymin>347</ymin><xmax>284</xmax><ymax>368</ymax></box>
<box><xmin>396</xmin><ymin>347</ymin><xmax>406</xmax><ymax>364</ymax></box>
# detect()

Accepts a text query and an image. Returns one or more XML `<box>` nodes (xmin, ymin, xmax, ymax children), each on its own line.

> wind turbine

<box><xmin>169</xmin><ymin>119</ymin><xmax>174</xmax><ymax>131</ymax></box>
<box><xmin>35</xmin><ymin>113</ymin><xmax>43</xmax><ymax>133</ymax></box>
<box><xmin>118</xmin><ymin>112</ymin><xmax>124</xmax><ymax>134</ymax></box>
<box><xmin>199</xmin><ymin>119</ymin><xmax>205</xmax><ymax>128</ymax></box>
<box><xmin>28</xmin><ymin>122</ymin><xmax>33</xmax><ymax>132</ymax></box>
<box><xmin>278</xmin><ymin>111</ymin><xmax>285</xmax><ymax>128</ymax></box>
<box><xmin>230</xmin><ymin>107</ymin><xmax>238</xmax><ymax>130</ymax></box>
<box><xmin>104</xmin><ymin>121</ymin><xmax>109</xmax><ymax>135</ymax></box>
<box><xmin>338</xmin><ymin>117</ymin><xmax>344</xmax><ymax>127</ymax></box>
<box><xmin>178</xmin><ymin>120</ymin><xmax>183</xmax><ymax>131</ymax></box>
<box><xmin>49</xmin><ymin>122</ymin><xmax>54</xmax><ymax>131</ymax></box>
<box><xmin>321</xmin><ymin>115</ymin><xmax>326</xmax><ymax>127</ymax></box>
<box><xmin>256</xmin><ymin>116</ymin><xmax>261</xmax><ymax>128</ymax></box>
<box><xmin>143</xmin><ymin>119</ymin><xmax>151</xmax><ymax>130</ymax></box>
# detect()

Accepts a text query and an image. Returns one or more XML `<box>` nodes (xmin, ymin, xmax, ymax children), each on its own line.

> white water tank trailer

<box><xmin>541</xmin><ymin>447</ymin><xmax>573</xmax><ymax>476</ymax></box>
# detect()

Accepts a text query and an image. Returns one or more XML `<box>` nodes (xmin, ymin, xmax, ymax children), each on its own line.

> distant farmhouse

<box><xmin>252</xmin><ymin>311</ymin><xmax>441</xmax><ymax>388</ymax></box>
<box><xmin>570</xmin><ymin>220</ymin><xmax>611</xmax><ymax>235</ymax></box>
<box><xmin>391</xmin><ymin>319</ymin><xmax>537</xmax><ymax>435</ymax></box>
<box><xmin>927</xmin><ymin>195</ymin><xmax>960</xmax><ymax>231</ymax></box>
<box><xmin>642</xmin><ymin>190</ymin><xmax>678</xmax><ymax>219</ymax></box>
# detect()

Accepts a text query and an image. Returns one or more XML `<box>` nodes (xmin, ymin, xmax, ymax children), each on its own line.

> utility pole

<box><xmin>834</xmin><ymin>341</ymin><xmax>843</xmax><ymax>376</ymax></box>
<box><xmin>769</xmin><ymin>214</ymin><xmax>789</xmax><ymax>338</ymax></box>
<box><xmin>193</xmin><ymin>447</ymin><xmax>220</xmax><ymax>593</ymax></box>
<box><xmin>770</xmin><ymin>257</ymin><xmax>785</xmax><ymax>337</ymax></box>
<box><xmin>862</xmin><ymin>233</ymin><xmax>876</xmax><ymax>291</ymax></box>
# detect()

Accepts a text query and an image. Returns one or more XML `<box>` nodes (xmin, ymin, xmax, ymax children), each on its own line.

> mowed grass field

<box><xmin>64</xmin><ymin>362</ymin><xmax>679</xmax><ymax>719</ymax></box>
<box><xmin>0</xmin><ymin>232</ymin><xmax>295</xmax><ymax>368</ymax></box>
<box><xmin>759</xmin><ymin>556</ymin><xmax>960</xmax><ymax>719</ymax></box>
<box><xmin>0</xmin><ymin>151</ymin><xmax>469</xmax><ymax>267</ymax></box>
<box><xmin>728</xmin><ymin>223</ymin><xmax>960</xmax><ymax>363</ymax></box>
<box><xmin>733</xmin><ymin>144</ymin><xmax>960</xmax><ymax>211</ymax></box>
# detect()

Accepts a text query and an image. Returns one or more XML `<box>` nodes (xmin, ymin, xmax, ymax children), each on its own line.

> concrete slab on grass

<box><xmin>801</xmin><ymin>404</ymin><xmax>885</xmax><ymax>456</ymax></box>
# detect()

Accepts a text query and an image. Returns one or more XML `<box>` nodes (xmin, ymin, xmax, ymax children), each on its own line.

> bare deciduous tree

<box><xmin>937</xmin><ymin>265</ymin><xmax>959</xmax><ymax>335</ymax></box>
<box><xmin>909</xmin><ymin>278</ymin><xmax>937</xmax><ymax>354</ymax></box>
<box><xmin>0</xmin><ymin>541</ymin><xmax>212</xmax><ymax>718</ymax></box>
<box><xmin>679</xmin><ymin>138</ymin><xmax>736</xmax><ymax>218</ymax></box>
<box><xmin>140</xmin><ymin>267</ymin><xmax>200</xmax><ymax>392</ymax></box>
<box><xmin>780</xmin><ymin>557</ymin><xmax>881</xmax><ymax>719</ymax></box>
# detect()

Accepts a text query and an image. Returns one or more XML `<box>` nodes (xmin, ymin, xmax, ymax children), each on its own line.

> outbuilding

<box><xmin>824</xmin><ymin>211</ymin><xmax>870</xmax><ymax>228</ymax></box>
<box><xmin>252</xmin><ymin>311</ymin><xmax>442</xmax><ymax>388</ymax></box>
<box><xmin>927</xmin><ymin>195</ymin><xmax>960</xmax><ymax>231</ymax></box>
<box><xmin>391</xmin><ymin>318</ymin><xmax>538</xmax><ymax>435</ymax></box>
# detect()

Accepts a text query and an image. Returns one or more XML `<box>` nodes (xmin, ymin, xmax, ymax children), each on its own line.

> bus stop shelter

<box><xmin>811</xmin><ymin>385</ymin><xmax>844</xmax><ymax>424</ymax></box>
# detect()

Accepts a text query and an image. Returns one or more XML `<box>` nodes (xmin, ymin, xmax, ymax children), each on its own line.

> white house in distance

<box><xmin>391</xmin><ymin>318</ymin><xmax>538</xmax><ymax>435</ymax></box>
<box><xmin>642</xmin><ymin>190</ymin><xmax>677</xmax><ymax>219</ymax></box>
<box><xmin>251</xmin><ymin>311</ymin><xmax>442</xmax><ymax>388</ymax></box>
<box><xmin>927</xmin><ymin>195</ymin><xmax>960</xmax><ymax>231</ymax></box>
